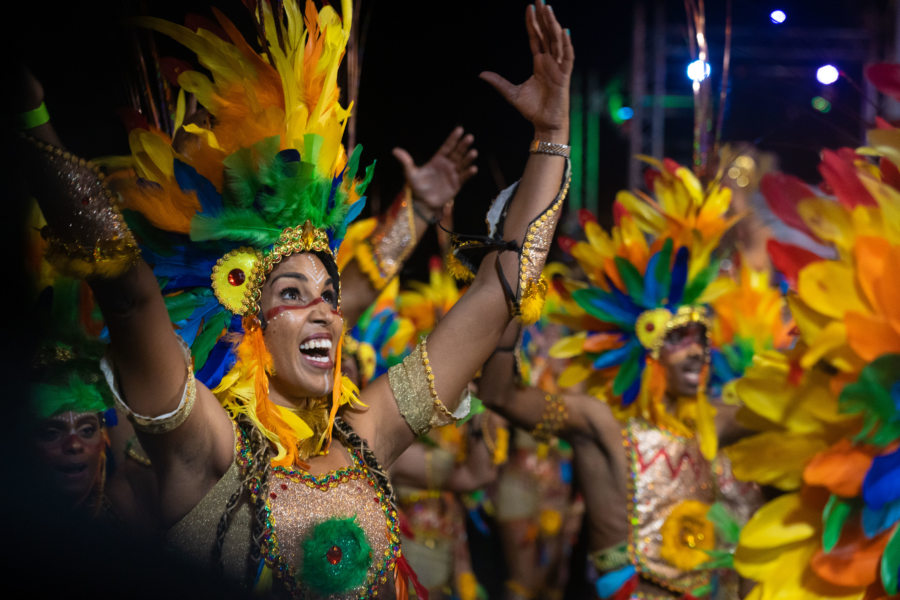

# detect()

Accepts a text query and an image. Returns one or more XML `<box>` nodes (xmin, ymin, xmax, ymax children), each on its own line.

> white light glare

<box><xmin>817</xmin><ymin>64</ymin><xmax>839</xmax><ymax>85</ymax></box>
<box><xmin>687</xmin><ymin>59</ymin><xmax>711</xmax><ymax>82</ymax></box>
<box><xmin>770</xmin><ymin>10</ymin><xmax>787</xmax><ymax>24</ymax></box>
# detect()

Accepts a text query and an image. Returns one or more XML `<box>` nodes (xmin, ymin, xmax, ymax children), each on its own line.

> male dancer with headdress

<box><xmin>480</xmin><ymin>164</ymin><xmax>764</xmax><ymax>600</ymax></box>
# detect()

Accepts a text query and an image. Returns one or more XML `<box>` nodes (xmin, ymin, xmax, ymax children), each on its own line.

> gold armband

<box><xmin>21</xmin><ymin>134</ymin><xmax>140</xmax><ymax>279</ymax></box>
<box><xmin>387</xmin><ymin>338</ymin><xmax>468</xmax><ymax>436</ymax></box>
<box><xmin>357</xmin><ymin>187</ymin><xmax>416</xmax><ymax>289</ymax></box>
<box><xmin>100</xmin><ymin>336</ymin><xmax>197</xmax><ymax>434</ymax></box>
<box><xmin>531</xmin><ymin>393</ymin><xmax>568</xmax><ymax>442</ymax></box>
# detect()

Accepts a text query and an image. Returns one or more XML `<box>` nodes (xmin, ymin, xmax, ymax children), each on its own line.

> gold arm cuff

<box><xmin>388</xmin><ymin>338</ymin><xmax>465</xmax><ymax>436</ymax></box>
<box><xmin>22</xmin><ymin>134</ymin><xmax>140</xmax><ymax>279</ymax></box>
<box><xmin>360</xmin><ymin>187</ymin><xmax>416</xmax><ymax>288</ymax></box>
<box><xmin>589</xmin><ymin>541</ymin><xmax>631</xmax><ymax>572</ymax></box>
<box><xmin>531</xmin><ymin>393</ymin><xmax>568</xmax><ymax>442</ymax></box>
<box><xmin>100</xmin><ymin>335</ymin><xmax>197</xmax><ymax>434</ymax></box>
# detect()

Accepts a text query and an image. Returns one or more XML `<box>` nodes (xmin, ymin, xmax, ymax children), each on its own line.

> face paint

<box><xmin>259</xmin><ymin>253</ymin><xmax>343</xmax><ymax>401</ymax></box>
<box><xmin>264</xmin><ymin>297</ymin><xmax>341</xmax><ymax>323</ymax></box>
<box><xmin>304</xmin><ymin>253</ymin><xmax>327</xmax><ymax>287</ymax></box>
<box><xmin>33</xmin><ymin>411</ymin><xmax>105</xmax><ymax>505</ymax></box>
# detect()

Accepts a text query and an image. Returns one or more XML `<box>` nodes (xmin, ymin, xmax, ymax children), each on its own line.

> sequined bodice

<box><xmin>168</xmin><ymin>423</ymin><xmax>401</xmax><ymax>600</ymax></box>
<box><xmin>623</xmin><ymin>419</ymin><xmax>713</xmax><ymax>594</ymax></box>
<box><xmin>239</xmin><ymin>436</ymin><xmax>401</xmax><ymax>599</ymax></box>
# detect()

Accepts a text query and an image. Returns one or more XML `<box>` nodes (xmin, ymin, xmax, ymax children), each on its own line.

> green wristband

<box><xmin>16</xmin><ymin>101</ymin><xmax>50</xmax><ymax>130</ymax></box>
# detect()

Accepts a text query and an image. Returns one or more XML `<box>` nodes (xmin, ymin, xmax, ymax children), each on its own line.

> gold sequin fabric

<box><xmin>623</xmin><ymin>419</ymin><xmax>712</xmax><ymax>594</ymax></box>
<box><xmin>388</xmin><ymin>342</ymin><xmax>459</xmax><ymax>436</ymax></box>
<box><xmin>168</xmin><ymin>423</ymin><xmax>400</xmax><ymax>598</ymax></box>
<box><xmin>517</xmin><ymin>160</ymin><xmax>571</xmax><ymax>292</ymax></box>
<box><xmin>20</xmin><ymin>135</ymin><xmax>138</xmax><ymax>276</ymax></box>
<box><xmin>264</xmin><ymin>454</ymin><xmax>398</xmax><ymax>599</ymax></box>
<box><xmin>370</xmin><ymin>190</ymin><xmax>415</xmax><ymax>282</ymax></box>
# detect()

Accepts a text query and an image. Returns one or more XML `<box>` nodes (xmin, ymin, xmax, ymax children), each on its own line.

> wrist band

<box><xmin>17</xmin><ymin>101</ymin><xmax>50</xmax><ymax>130</ymax></box>
<box><xmin>412</xmin><ymin>199</ymin><xmax>441</xmax><ymax>225</ymax></box>
<box><xmin>529</xmin><ymin>139</ymin><xmax>570</xmax><ymax>159</ymax></box>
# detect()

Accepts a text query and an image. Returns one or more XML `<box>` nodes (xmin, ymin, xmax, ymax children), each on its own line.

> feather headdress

<box><xmin>551</xmin><ymin>180</ymin><xmax>731</xmax><ymax>457</ymax></box>
<box><xmin>105</xmin><ymin>0</ymin><xmax>372</xmax><ymax>467</ymax></box>
<box><xmin>344</xmin><ymin>279</ymin><xmax>416</xmax><ymax>387</ymax></box>
<box><xmin>726</xmin><ymin>83</ymin><xmax>900</xmax><ymax>599</ymax></box>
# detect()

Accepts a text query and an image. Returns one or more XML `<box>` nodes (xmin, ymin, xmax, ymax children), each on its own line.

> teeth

<box><xmin>306</xmin><ymin>355</ymin><xmax>330</xmax><ymax>364</ymax></box>
<box><xmin>299</xmin><ymin>338</ymin><xmax>333</xmax><ymax>351</ymax></box>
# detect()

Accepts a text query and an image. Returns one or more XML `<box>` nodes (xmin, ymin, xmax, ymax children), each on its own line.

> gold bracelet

<box><xmin>100</xmin><ymin>336</ymin><xmax>198</xmax><ymax>435</ymax></box>
<box><xmin>529</xmin><ymin>139</ymin><xmax>571</xmax><ymax>159</ymax></box>
<box><xmin>420</xmin><ymin>337</ymin><xmax>455</xmax><ymax>420</ymax></box>
<box><xmin>531</xmin><ymin>393</ymin><xmax>568</xmax><ymax>442</ymax></box>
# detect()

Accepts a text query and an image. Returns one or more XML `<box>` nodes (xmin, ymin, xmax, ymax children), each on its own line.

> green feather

<box><xmin>822</xmin><ymin>495</ymin><xmax>856</xmax><ymax>553</ymax></box>
<box><xmin>192</xmin><ymin>310</ymin><xmax>230</xmax><ymax>371</ymax></box>
<box><xmin>614</xmin><ymin>256</ymin><xmax>644</xmax><ymax>302</ymax></box>
<box><xmin>882</xmin><ymin>525</ymin><xmax>900</xmax><ymax>595</ymax></box>
<box><xmin>707</xmin><ymin>501</ymin><xmax>741</xmax><ymax>546</ymax></box>
<box><xmin>300</xmin><ymin>517</ymin><xmax>372</xmax><ymax>595</ymax></box>
<box><xmin>612</xmin><ymin>344</ymin><xmax>643</xmax><ymax>395</ymax></box>
<box><xmin>682</xmin><ymin>257</ymin><xmax>721</xmax><ymax>304</ymax></box>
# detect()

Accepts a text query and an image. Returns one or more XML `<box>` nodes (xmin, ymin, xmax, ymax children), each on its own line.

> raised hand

<box><xmin>392</xmin><ymin>126</ymin><xmax>478</xmax><ymax>218</ymax></box>
<box><xmin>479</xmin><ymin>2</ymin><xmax>573</xmax><ymax>142</ymax></box>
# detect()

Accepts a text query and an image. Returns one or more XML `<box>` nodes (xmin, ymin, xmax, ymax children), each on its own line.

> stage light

<box><xmin>616</xmin><ymin>107</ymin><xmax>634</xmax><ymax>121</ymax></box>
<box><xmin>687</xmin><ymin>60</ymin><xmax>711</xmax><ymax>82</ymax></box>
<box><xmin>817</xmin><ymin>65</ymin><xmax>839</xmax><ymax>85</ymax></box>
<box><xmin>811</xmin><ymin>96</ymin><xmax>832</xmax><ymax>113</ymax></box>
<box><xmin>770</xmin><ymin>10</ymin><xmax>786</xmax><ymax>24</ymax></box>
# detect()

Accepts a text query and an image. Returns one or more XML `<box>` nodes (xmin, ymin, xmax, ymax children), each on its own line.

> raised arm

<box><xmin>478</xmin><ymin>320</ymin><xmax>614</xmax><ymax>445</ymax></box>
<box><xmin>340</xmin><ymin>127</ymin><xmax>478</xmax><ymax>326</ymax></box>
<box><xmin>354</xmin><ymin>2</ymin><xmax>574</xmax><ymax>465</ymax></box>
<box><xmin>15</xmin><ymin>70</ymin><xmax>233</xmax><ymax>524</ymax></box>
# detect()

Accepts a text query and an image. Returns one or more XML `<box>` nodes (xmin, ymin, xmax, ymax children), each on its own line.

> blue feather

<box><xmin>643</xmin><ymin>250</ymin><xmax>662</xmax><ymax>307</ymax></box>
<box><xmin>606</xmin><ymin>275</ymin><xmax>647</xmax><ymax>314</ymax></box>
<box><xmin>574</xmin><ymin>288</ymin><xmax>640</xmax><ymax>329</ymax></box>
<box><xmin>621</xmin><ymin>373</ymin><xmax>643</xmax><ymax>406</ymax></box>
<box><xmin>862</xmin><ymin>498</ymin><xmax>900</xmax><ymax>538</ymax></box>
<box><xmin>174</xmin><ymin>160</ymin><xmax>222</xmax><ymax>216</ymax></box>
<box><xmin>173</xmin><ymin>296</ymin><xmax>221</xmax><ymax>347</ymax></box>
<box><xmin>593</xmin><ymin>337</ymin><xmax>640</xmax><ymax>369</ymax></box>
<box><xmin>667</xmin><ymin>246</ymin><xmax>689</xmax><ymax>307</ymax></box>
<box><xmin>196</xmin><ymin>339</ymin><xmax>237</xmax><ymax>389</ymax></box>
<box><xmin>863</xmin><ymin>446</ymin><xmax>900</xmax><ymax>510</ymax></box>
<box><xmin>343</xmin><ymin>198</ymin><xmax>366</xmax><ymax>228</ymax></box>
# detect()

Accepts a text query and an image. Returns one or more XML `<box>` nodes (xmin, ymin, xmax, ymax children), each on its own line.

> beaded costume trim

<box><xmin>234</xmin><ymin>424</ymin><xmax>402</xmax><ymax>598</ymax></box>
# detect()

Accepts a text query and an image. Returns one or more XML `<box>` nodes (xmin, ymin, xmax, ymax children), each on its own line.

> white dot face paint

<box><xmin>304</xmin><ymin>254</ymin><xmax>327</xmax><ymax>287</ymax></box>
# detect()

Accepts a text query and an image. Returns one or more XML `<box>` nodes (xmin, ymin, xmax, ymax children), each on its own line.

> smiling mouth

<box><xmin>299</xmin><ymin>337</ymin><xmax>333</xmax><ymax>367</ymax></box>
<box><xmin>56</xmin><ymin>463</ymin><xmax>88</xmax><ymax>478</ymax></box>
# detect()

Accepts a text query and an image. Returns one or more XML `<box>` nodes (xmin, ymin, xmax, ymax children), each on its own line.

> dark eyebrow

<box><xmin>269</xmin><ymin>272</ymin><xmax>310</xmax><ymax>284</ymax></box>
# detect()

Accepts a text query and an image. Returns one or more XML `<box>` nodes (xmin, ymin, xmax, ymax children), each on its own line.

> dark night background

<box><xmin>0</xmin><ymin>0</ymin><xmax>894</xmax><ymax>597</ymax></box>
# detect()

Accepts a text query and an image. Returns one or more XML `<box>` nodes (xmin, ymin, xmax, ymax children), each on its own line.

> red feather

<box><xmin>394</xmin><ymin>555</ymin><xmax>428</xmax><ymax>600</ymax></box>
<box><xmin>612</xmin><ymin>200</ymin><xmax>628</xmax><ymax>226</ymax></box>
<box><xmin>881</xmin><ymin>156</ymin><xmax>900</xmax><ymax>190</ymax></box>
<box><xmin>557</xmin><ymin>235</ymin><xmax>576</xmax><ymax>255</ymax></box>
<box><xmin>578</xmin><ymin>208</ymin><xmax>597</xmax><ymax>228</ymax></box>
<box><xmin>865</xmin><ymin>63</ymin><xmax>900</xmax><ymax>102</ymax></box>
<box><xmin>818</xmin><ymin>148</ymin><xmax>876</xmax><ymax>208</ymax></box>
<box><xmin>767</xmin><ymin>239</ymin><xmax>823</xmax><ymax>290</ymax></box>
<box><xmin>760</xmin><ymin>173</ymin><xmax>821</xmax><ymax>242</ymax></box>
